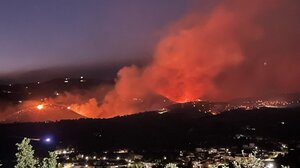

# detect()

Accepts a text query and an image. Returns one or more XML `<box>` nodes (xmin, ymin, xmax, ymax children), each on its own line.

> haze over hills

<box><xmin>0</xmin><ymin>78</ymin><xmax>300</xmax><ymax>123</ymax></box>
<box><xmin>0</xmin><ymin>77</ymin><xmax>112</xmax><ymax>101</ymax></box>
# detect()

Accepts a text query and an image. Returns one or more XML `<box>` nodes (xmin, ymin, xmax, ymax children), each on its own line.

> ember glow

<box><xmin>36</xmin><ymin>104</ymin><xmax>44</xmax><ymax>110</ymax></box>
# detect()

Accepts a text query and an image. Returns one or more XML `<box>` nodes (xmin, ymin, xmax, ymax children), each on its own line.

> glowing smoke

<box><xmin>68</xmin><ymin>0</ymin><xmax>300</xmax><ymax>118</ymax></box>
<box><xmin>3</xmin><ymin>0</ymin><xmax>299</xmax><ymax>120</ymax></box>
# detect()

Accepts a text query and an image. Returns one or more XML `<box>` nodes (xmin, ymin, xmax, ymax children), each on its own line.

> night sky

<box><xmin>0</xmin><ymin>0</ymin><xmax>194</xmax><ymax>81</ymax></box>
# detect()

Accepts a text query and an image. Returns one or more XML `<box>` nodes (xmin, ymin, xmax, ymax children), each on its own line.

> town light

<box><xmin>266</xmin><ymin>163</ymin><xmax>274</xmax><ymax>168</ymax></box>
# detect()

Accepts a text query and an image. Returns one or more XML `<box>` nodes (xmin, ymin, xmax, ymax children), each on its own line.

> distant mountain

<box><xmin>229</xmin><ymin>92</ymin><xmax>300</xmax><ymax>104</ymax></box>
<box><xmin>0</xmin><ymin>77</ymin><xmax>113</xmax><ymax>103</ymax></box>
<box><xmin>2</xmin><ymin>104</ymin><xmax>85</xmax><ymax>123</ymax></box>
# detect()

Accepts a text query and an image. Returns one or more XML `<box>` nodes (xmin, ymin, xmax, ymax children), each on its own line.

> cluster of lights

<box><xmin>266</xmin><ymin>163</ymin><xmax>274</xmax><ymax>168</ymax></box>
<box><xmin>64</xmin><ymin>77</ymin><xmax>69</xmax><ymax>83</ymax></box>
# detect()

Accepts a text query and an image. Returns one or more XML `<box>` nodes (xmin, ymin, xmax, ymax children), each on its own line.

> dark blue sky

<box><xmin>0</xmin><ymin>0</ymin><xmax>191</xmax><ymax>79</ymax></box>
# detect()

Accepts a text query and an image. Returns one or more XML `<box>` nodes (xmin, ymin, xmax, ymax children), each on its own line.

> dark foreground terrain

<box><xmin>0</xmin><ymin>104</ymin><xmax>300</xmax><ymax>167</ymax></box>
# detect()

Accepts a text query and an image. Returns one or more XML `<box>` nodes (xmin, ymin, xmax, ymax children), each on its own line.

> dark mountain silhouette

<box><xmin>0</xmin><ymin>105</ymin><xmax>299</xmax><ymax>167</ymax></box>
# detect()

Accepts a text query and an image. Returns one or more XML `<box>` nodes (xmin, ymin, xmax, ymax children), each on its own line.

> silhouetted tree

<box><xmin>15</xmin><ymin>138</ymin><xmax>37</xmax><ymax>168</ymax></box>
<box><xmin>14</xmin><ymin>138</ymin><xmax>58</xmax><ymax>168</ymax></box>
<box><xmin>41</xmin><ymin>152</ymin><xmax>58</xmax><ymax>168</ymax></box>
<box><xmin>165</xmin><ymin>163</ymin><xmax>178</xmax><ymax>168</ymax></box>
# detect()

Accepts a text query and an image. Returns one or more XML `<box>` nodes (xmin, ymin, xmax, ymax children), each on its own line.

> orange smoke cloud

<box><xmin>39</xmin><ymin>0</ymin><xmax>300</xmax><ymax>118</ymax></box>
<box><xmin>68</xmin><ymin>66</ymin><xmax>169</xmax><ymax>118</ymax></box>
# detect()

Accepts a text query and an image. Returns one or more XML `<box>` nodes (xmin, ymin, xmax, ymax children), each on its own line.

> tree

<box><xmin>128</xmin><ymin>162</ymin><xmax>145</xmax><ymax>168</ymax></box>
<box><xmin>165</xmin><ymin>163</ymin><xmax>178</xmax><ymax>168</ymax></box>
<box><xmin>15</xmin><ymin>138</ymin><xmax>37</xmax><ymax>168</ymax></box>
<box><xmin>232</xmin><ymin>151</ymin><xmax>264</xmax><ymax>168</ymax></box>
<box><xmin>41</xmin><ymin>152</ymin><xmax>58</xmax><ymax>168</ymax></box>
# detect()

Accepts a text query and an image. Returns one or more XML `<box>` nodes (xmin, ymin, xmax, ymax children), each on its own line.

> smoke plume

<box><xmin>4</xmin><ymin>0</ymin><xmax>299</xmax><ymax>120</ymax></box>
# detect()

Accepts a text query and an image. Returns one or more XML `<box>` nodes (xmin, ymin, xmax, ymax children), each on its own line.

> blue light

<box><xmin>44</xmin><ymin>137</ymin><xmax>52</xmax><ymax>143</ymax></box>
